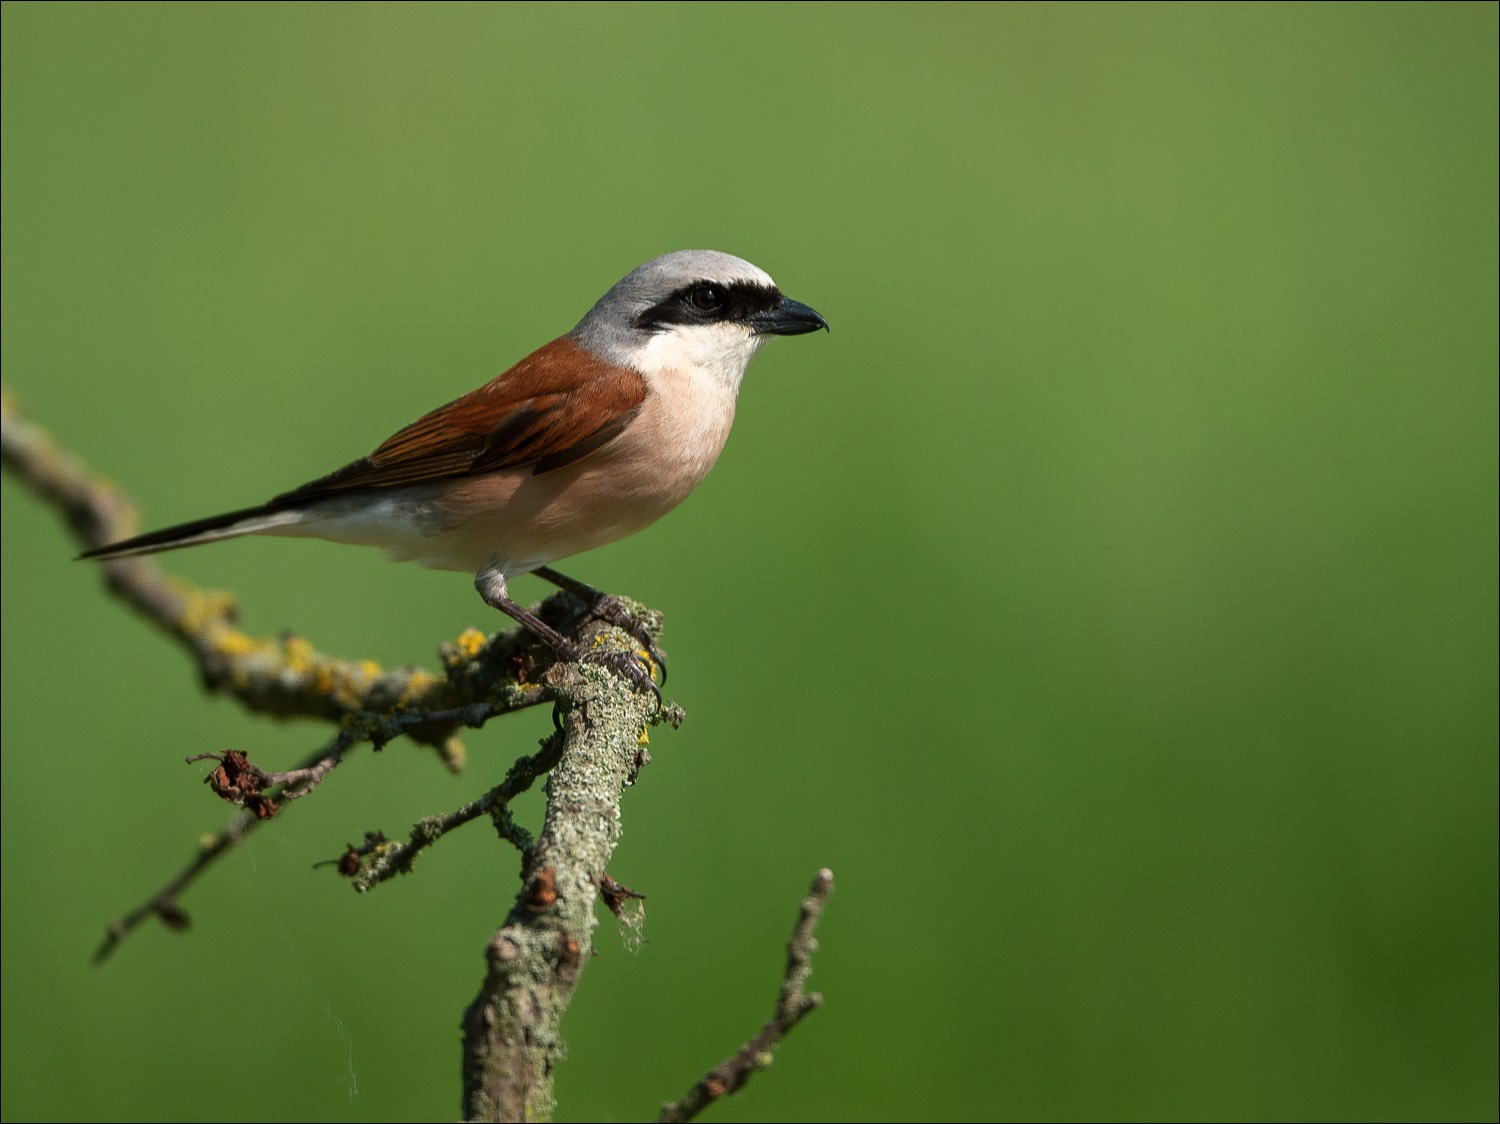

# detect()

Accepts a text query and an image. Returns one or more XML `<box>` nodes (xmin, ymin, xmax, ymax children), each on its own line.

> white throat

<box><xmin>634</xmin><ymin>322</ymin><xmax>767</xmax><ymax>394</ymax></box>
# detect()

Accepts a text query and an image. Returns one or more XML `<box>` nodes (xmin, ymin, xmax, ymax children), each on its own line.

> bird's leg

<box><xmin>475</xmin><ymin>570</ymin><xmax>660</xmax><ymax>700</ymax></box>
<box><xmin>531</xmin><ymin>565</ymin><xmax>668</xmax><ymax>683</ymax></box>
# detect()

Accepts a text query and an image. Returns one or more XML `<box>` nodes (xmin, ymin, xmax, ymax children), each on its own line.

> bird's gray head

<box><xmin>571</xmin><ymin>250</ymin><xmax>827</xmax><ymax>387</ymax></box>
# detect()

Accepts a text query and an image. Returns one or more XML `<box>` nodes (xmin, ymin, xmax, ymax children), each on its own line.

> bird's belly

<box><xmin>457</xmin><ymin>460</ymin><xmax>704</xmax><ymax>574</ymax></box>
<box><xmin>288</xmin><ymin>432</ymin><xmax>723</xmax><ymax>577</ymax></box>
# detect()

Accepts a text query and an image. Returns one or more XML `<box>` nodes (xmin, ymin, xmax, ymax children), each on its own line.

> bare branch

<box><xmin>656</xmin><ymin>869</ymin><xmax>835</xmax><ymax>1124</ymax></box>
<box><xmin>90</xmin><ymin>729</ymin><xmax>354</xmax><ymax>964</ymax></box>
<box><xmin>90</xmin><ymin>699</ymin><xmax>535</xmax><ymax>963</ymax></box>
<box><xmin>92</xmin><ymin>810</ymin><xmax>254</xmax><ymax>965</ymax></box>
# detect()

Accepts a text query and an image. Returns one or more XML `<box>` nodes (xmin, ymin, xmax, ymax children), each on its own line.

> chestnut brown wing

<box><xmin>274</xmin><ymin>337</ymin><xmax>647</xmax><ymax>504</ymax></box>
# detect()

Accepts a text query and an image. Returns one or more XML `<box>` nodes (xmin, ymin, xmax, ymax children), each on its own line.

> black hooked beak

<box><xmin>748</xmin><ymin>296</ymin><xmax>830</xmax><ymax>337</ymax></box>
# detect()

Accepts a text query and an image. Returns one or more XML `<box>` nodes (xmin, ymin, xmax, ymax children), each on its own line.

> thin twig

<box><xmin>90</xmin><ymin>700</ymin><xmax>530</xmax><ymax>962</ymax></box>
<box><xmin>656</xmin><ymin>869</ymin><xmax>835</xmax><ymax>1124</ymax></box>
<box><xmin>350</xmin><ymin>725</ymin><xmax>568</xmax><ymax>891</ymax></box>
<box><xmin>91</xmin><ymin>813</ymin><xmax>252</xmax><ymax>965</ymax></box>
<box><xmin>90</xmin><ymin>731</ymin><xmax>353</xmax><ymax>964</ymax></box>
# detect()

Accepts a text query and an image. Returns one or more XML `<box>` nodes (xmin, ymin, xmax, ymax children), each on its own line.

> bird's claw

<box><xmin>581</xmin><ymin>646</ymin><xmax>662</xmax><ymax>708</ymax></box>
<box><xmin>531</xmin><ymin>568</ymin><xmax>669</xmax><ymax>685</ymax></box>
<box><xmin>580</xmin><ymin>595</ymin><xmax>669</xmax><ymax>686</ymax></box>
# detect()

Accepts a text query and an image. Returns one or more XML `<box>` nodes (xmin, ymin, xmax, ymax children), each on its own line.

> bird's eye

<box><xmin>689</xmin><ymin>285</ymin><xmax>723</xmax><ymax>312</ymax></box>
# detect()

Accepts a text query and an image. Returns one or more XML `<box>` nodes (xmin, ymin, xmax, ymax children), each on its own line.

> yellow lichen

<box><xmin>211</xmin><ymin>630</ymin><xmax>262</xmax><ymax>658</ymax></box>
<box><xmin>434</xmin><ymin>739</ymin><xmax>467</xmax><ymax>774</ymax></box>
<box><xmin>455</xmin><ymin>628</ymin><xmax>487</xmax><ymax>659</ymax></box>
<box><xmin>176</xmin><ymin>588</ymin><xmax>237</xmax><ymax>634</ymax></box>
<box><xmin>400</xmin><ymin>668</ymin><xmax>440</xmax><ymax>706</ymax></box>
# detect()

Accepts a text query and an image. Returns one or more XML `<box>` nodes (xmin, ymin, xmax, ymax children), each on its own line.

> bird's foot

<box><xmin>531</xmin><ymin>567</ymin><xmax>668</xmax><ymax>684</ymax></box>
<box><xmin>577</xmin><ymin>594</ymin><xmax>668</xmax><ymax>685</ymax></box>
<box><xmin>478</xmin><ymin>568</ymin><xmax>664</xmax><ymax>704</ymax></box>
<box><xmin>575</xmin><ymin>642</ymin><xmax>662</xmax><ymax>707</ymax></box>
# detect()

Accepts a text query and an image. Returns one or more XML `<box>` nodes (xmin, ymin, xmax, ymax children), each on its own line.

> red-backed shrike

<box><xmin>82</xmin><ymin>250</ymin><xmax>828</xmax><ymax>686</ymax></box>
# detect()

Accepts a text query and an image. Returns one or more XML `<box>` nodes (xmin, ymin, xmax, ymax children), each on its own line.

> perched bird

<box><xmin>81</xmin><ymin>249</ymin><xmax>828</xmax><ymax>687</ymax></box>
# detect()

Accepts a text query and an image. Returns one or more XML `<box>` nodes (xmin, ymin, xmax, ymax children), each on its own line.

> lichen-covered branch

<box><xmin>461</xmin><ymin>658</ymin><xmax>671</xmax><ymax>1123</ymax></box>
<box><xmin>1</xmin><ymin>387</ymin><xmax>560</xmax><ymax>769</ymax></box>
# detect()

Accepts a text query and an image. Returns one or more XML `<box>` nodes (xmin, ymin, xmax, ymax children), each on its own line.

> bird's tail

<box><xmin>77</xmin><ymin>503</ymin><xmax>306</xmax><ymax>561</ymax></box>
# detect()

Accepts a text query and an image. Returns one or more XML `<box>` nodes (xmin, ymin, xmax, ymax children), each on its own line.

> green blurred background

<box><xmin>3</xmin><ymin>3</ymin><xmax>1495</xmax><ymax>1121</ymax></box>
